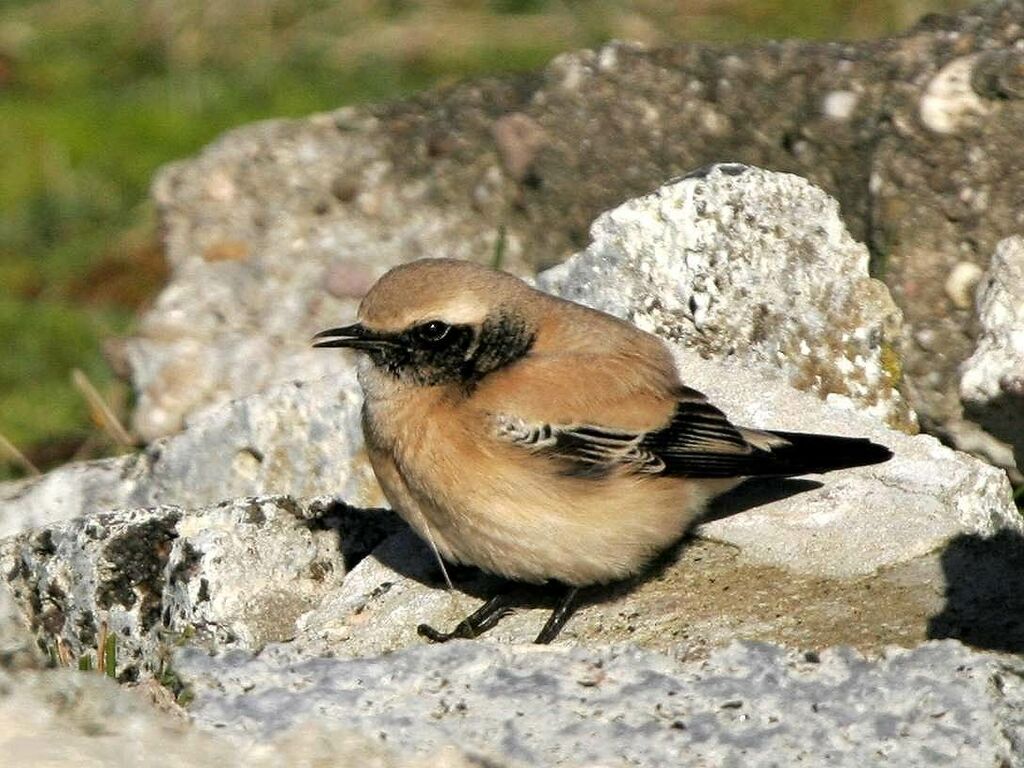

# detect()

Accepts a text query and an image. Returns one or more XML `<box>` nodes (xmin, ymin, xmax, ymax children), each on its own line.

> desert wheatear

<box><xmin>314</xmin><ymin>259</ymin><xmax>891</xmax><ymax>643</ymax></box>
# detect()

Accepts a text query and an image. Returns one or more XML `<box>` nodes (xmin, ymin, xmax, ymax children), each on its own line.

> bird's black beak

<box><xmin>312</xmin><ymin>323</ymin><xmax>395</xmax><ymax>350</ymax></box>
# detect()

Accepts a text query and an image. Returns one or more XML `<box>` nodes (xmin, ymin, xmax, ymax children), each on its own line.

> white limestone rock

<box><xmin>675</xmin><ymin>346</ymin><xmax>1018</xmax><ymax>575</ymax></box>
<box><xmin>0</xmin><ymin>665</ymin><xmax>476</xmax><ymax>767</ymax></box>
<box><xmin>130</xmin><ymin>111</ymin><xmax>516</xmax><ymax>442</ymax></box>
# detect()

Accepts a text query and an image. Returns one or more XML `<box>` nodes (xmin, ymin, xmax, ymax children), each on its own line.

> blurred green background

<box><xmin>0</xmin><ymin>0</ymin><xmax>970</xmax><ymax>480</ymax></box>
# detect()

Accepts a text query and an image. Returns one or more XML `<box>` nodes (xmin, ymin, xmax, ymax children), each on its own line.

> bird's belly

<box><xmin>390</xmin><ymin>455</ymin><xmax>719</xmax><ymax>586</ymax></box>
<box><xmin>364</xmin><ymin>399</ymin><xmax>734</xmax><ymax>586</ymax></box>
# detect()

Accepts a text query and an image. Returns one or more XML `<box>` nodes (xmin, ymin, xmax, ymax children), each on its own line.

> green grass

<box><xmin>0</xmin><ymin>296</ymin><xmax>126</xmax><ymax>447</ymax></box>
<box><xmin>0</xmin><ymin>0</ymin><xmax>970</xmax><ymax>479</ymax></box>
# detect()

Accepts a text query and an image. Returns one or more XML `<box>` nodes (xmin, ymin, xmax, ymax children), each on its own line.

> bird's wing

<box><xmin>494</xmin><ymin>415</ymin><xmax>662</xmax><ymax>478</ymax></box>
<box><xmin>492</xmin><ymin>384</ymin><xmax>781</xmax><ymax>479</ymax></box>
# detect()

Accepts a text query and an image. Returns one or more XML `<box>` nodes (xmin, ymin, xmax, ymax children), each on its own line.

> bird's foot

<box><xmin>417</xmin><ymin>584</ymin><xmax>583</xmax><ymax>644</ymax></box>
<box><xmin>417</xmin><ymin>592</ymin><xmax>517</xmax><ymax>642</ymax></box>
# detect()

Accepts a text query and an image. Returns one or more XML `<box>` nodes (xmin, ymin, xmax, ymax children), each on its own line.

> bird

<box><xmin>313</xmin><ymin>258</ymin><xmax>893</xmax><ymax>644</ymax></box>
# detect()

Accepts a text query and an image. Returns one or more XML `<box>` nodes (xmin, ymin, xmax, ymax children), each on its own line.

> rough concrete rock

<box><xmin>960</xmin><ymin>236</ymin><xmax>1024</xmax><ymax>467</ymax></box>
<box><xmin>539</xmin><ymin>164</ymin><xmax>913</xmax><ymax>430</ymax></box>
<box><xmin>176</xmin><ymin>639</ymin><xmax>1024</xmax><ymax>768</ymax></box>
<box><xmin>0</xmin><ymin>373</ymin><xmax>377</xmax><ymax>540</ymax></box>
<box><xmin>127</xmin><ymin>2</ymin><xmax>1024</xmax><ymax>481</ymax></box>
<box><xmin>0</xmin><ymin>497</ymin><xmax>389</xmax><ymax>681</ymax></box>
<box><xmin>0</xmin><ymin>580</ymin><xmax>43</xmax><ymax>671</ymax></box>
<box><xmin>0</xmin><ymin>666</ymin><xmax>480</xmax><ymax>767</ymax></box>
<box><xmin>869</xmin><ymin>9</ymin><xmax>1024</xmax><ymax>472</ymax></box>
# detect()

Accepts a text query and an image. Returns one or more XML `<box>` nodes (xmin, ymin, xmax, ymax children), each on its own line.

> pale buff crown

<box><xmin>357</xmin><ymin>259</ymin><xmax>536</xmax><ymax>331</ymax></box>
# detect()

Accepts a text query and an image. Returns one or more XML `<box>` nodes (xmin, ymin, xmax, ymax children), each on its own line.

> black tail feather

<box><xmin>654</xmin><ymin>429</ymin><xmax>893</xmax><ymax>478</ymax></box>
<box><xmin>754</xmin><ymin>430</ymin><xmax>893</xmax><ymax>477</ymax></box>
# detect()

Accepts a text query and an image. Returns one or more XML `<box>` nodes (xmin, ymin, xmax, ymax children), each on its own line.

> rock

<box><xmin>677</xmin><ymin>347</ymin><xmax>1015</xmax><ymax>576</ymax></box>
<box><xmin>919</xmin><ymin>55</ymin><xmax>992</xmax><ymax>135</ymax></box>
<box><xmin>944</xmin><ymin>260</ymin><xmax>985</xmax><ymax>310</ymax></box>
<box><xmin>290</xmin><ymin>344</ymin><xmax>1019</xmax><ymax>661</ymax></box>
<box><xmin>0</xmin><ymin>580</ymin><xmax>42</xmax><ymax>671</ymax></box>
<box><xmin>869</xmin><ymin>5</ymin><xmax>1024</xmax><ymax>472</ymax></box>
<box><xmin>129</xmin><ymin>108</ymin><xmax>526</xmax><ymax>442</ymax></box>
<box><xmin>0</xmin><ymin>496</ymin><xmax>395</xmax><ymax>681</ymax></box>
<box><xmin>960</xmin><ymin>236</ymin><xmax>1024</xmax><ymax>468</ymax></box>
<box><xmin>0</xmin><ymin>373</ymin><xmax>378</xmax><ymax>540</ymax></box>
<box><xmin>176</xmin><ymin>639</ymin><xmax>1024</xmax><ymax>768</ymax></box>
<box><xmin>0</xmin><ymin>665</ymin><xmax>477</xmax><ymax>767</ymax></box>
<box><xmin>492</xmin><ymin>112</ymin><xmax>546</xmax><ymax>183</ymax></box>
<box><xmin>538</xmin><ymin>165</ymin><xmax>913</xmax><ymax>431</ymax></box>
<box><xmin>0</xmin><ymin>457</ymin><xmax>143</xmax><ymax>544</ymax></box>
<box><xmin>125</xmin><ymin>2</ymin><xmax>1024</xmax><ymax>482</ymax></box>
<box><xmin>9</xmin><ymin>6</ymin><xmax>1024</xmax><ymax>764</ymax></box>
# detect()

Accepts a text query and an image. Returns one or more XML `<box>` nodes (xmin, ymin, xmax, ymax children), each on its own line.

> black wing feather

<box><xmin>496</xmin><ymin>392</ymin><xmax>892</xmax><ymax>480</ymax></box>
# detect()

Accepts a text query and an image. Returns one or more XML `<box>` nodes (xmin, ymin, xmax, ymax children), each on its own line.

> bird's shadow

<box><xmin>702</xmin><ymin>477</ymin><xmax>823</xmax><ymax>523</ymax></box>
<box><xmin>304</xmin><ymin>477</ymin><xmax>824</xmax><ymax>616</ymax></box>
<box><xmin>926</xmin><ymin>528</ymin><xmax>1024</xmax><ymax>653</ymax></box>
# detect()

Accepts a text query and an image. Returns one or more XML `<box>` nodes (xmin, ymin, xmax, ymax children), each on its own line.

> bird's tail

<box><xmin>744</xmin><ymin>429</ymin><xmax>893</xmax><ymax>477</ymax></box>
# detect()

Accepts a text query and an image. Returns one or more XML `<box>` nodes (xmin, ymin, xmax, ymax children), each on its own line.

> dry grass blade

<box><xmin>0</xmin><ymin>431</ymin><xmax>41</xmax><ymax>476</ymax></box>
<box><xmin>71</xmin><ymin>368</ymin><xmax>135</xmax><ymax>447</ymax></box>
<box><xmin>55</xmin><ymin>636</ymin><xmax>73</xmax><ymax>668</ymax></box>
<box><xmin>96</xmin><ymin>620</ymin><xmax>109</xmax><ymax>676</ymax></box>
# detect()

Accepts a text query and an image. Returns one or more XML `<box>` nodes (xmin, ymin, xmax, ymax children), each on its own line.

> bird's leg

<box><xmin>534</xmin><ymin>585</ymin><xmax>581</xmax><ymax>645</ymax></box>
<box><xmin>418</xmin><ymin>583</ymin><xmax>583</xmax><ymax>644</ymax></box>
<box><xmin>417</xmin><ymin>591</ymin><xmax>518</xmax><ymax>643</ymax></box>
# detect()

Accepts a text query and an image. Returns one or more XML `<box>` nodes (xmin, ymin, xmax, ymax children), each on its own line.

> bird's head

<box><xmin>313</xmin><ymin>259</ymin><xmax>538</xmax><ymax>388</ymax></box>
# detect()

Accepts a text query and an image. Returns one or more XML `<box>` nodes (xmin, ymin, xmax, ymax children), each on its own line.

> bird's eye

<box><xmin>416</xmin><ymin>320</ymin><xmax>451</xmax><ymax>343</ymax></box>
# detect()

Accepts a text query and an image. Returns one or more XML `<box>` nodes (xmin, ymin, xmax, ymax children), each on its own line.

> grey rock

<box><xmin>292</xmin><ymin>346</ymin><xmax>1019</xmax><ymax>660</ymax></box>
<box><xmin>0</xmin><ymin>373</ymin><xmax>377</xmax><ymax>539</ymax></box>
<box><xmin>131</xmin><ymin>110</ymin><xmax>520</xmax><ymax>442</ymax></box>
<box><xmin>0</xmin><ymin>166</ymin><xmax>912</xmax><ymax>537</ymax></box>
<box><xmin>9</xmin><ymin>7</ymin><xmax>1024</xmax><ymax>764</ymax></box>
<box><xmin>0</xmin><ymin>580</ymin><xmax>42</xmax><ymax>671</ymax></box>
<box><xmin>127</xmin><ymin>2</ymin><xmax>1024</xmax><ymax>481</ymax></box>
<box><xmin>0</xmin><ymin>496</ymin><xmax>384</xmax><ymax>680</ymax></box>
<box><xmin>0</xmin><ymin>666</ymin><xmax>480</xmax><ymax>767</ymax></box>
<box><xmin>676</xmin><ymin>346</ymin><xmax>1016</xmax><ymax>577</ymax></box>
<box><xmin>177</xmin><ymin>639</ymin><xmax>1024</xmax><ymax>768</ymax></box>
<box><xmin>539</xmin><ymin>165</ymin><xmax>913</xmax><ymax>430</ymax></box>
<box><xmin>960</xmin><ymin>236</ymin><xmax>1024</xmax><ymax>468</ymax></box>
<box><xmin>0</xmin><ymin>457</ymin><xmax>144</xmax><ymax>542</ymax></box>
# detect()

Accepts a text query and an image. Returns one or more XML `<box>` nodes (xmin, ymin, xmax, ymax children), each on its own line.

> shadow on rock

<box><xmin>928</xmin><ymin>529</ymin><xmax>1024</xmax><ymax>653</ymax></box>
<box><xmin>303</xmin><ymin>501</ymin><xmax>406</xmax><ymax>572</ymax></box>
<box><xmin>308</xmin><ymin>502</ymin><xmax>514</xmax><ymax>601</ymax></box>
<box><xmin>703</xmin><ymin>477</ymin><xmax>824</xmax><ymax>523</ymax></box>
